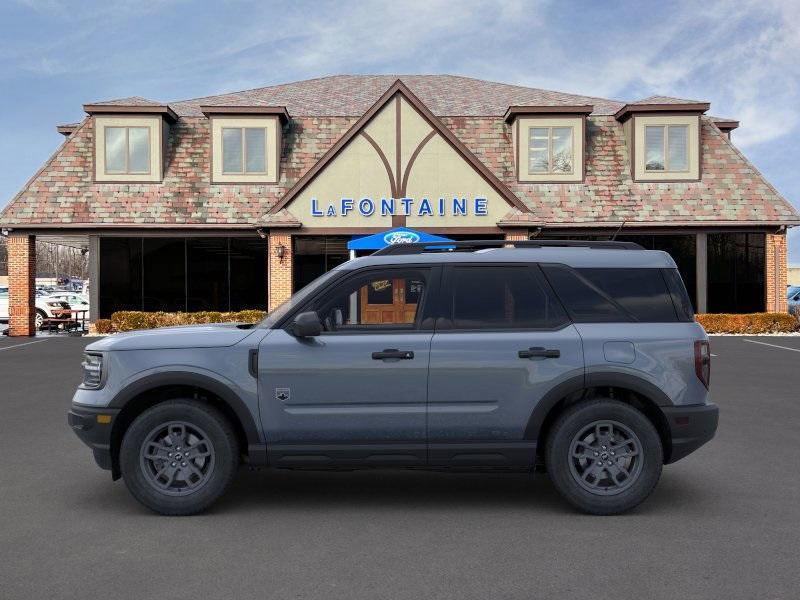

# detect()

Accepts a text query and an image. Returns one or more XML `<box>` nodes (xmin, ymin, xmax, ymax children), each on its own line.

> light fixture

<box><xmin>275</xmin><ymin>243</ymin><xmax>286</xmax><ymax>263</ymax></box>
<box><xmin>256</xmin><ymin>228</ymin><xmax>267</xmax><ymax>239</ymax></box>
<box><xmin>0</xmin><ymin>228</ymin><xmax>9</xmax><ymax>236</ymax></box>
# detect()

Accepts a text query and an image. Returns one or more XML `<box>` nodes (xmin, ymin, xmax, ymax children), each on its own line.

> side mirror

<box><xmin>291</xmin><ymin>311</ymin><xmax>322</xmax><ymax>338</ymax></box>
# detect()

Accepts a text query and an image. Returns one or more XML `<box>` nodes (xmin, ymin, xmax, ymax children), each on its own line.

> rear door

<box><xmin>427</xmin><ymin>264</ymin><xmax>584</xmax><ymax>467</ymax></box>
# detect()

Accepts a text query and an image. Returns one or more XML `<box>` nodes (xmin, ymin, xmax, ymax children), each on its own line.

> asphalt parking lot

<box><xmin>1</xmin><ymin>335</ymin><xmax>799</xmax><ymax>599</ymax></box>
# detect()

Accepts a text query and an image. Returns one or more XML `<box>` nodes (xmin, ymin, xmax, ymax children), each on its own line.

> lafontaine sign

<box><xmin>311</xmin><ymin>196</ymin><xmax>488</xmax><ymax>218</ymax></box>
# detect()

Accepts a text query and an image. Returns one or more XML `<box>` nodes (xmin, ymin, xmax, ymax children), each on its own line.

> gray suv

<box><xmin>68</xmin><ymin>240</ymin><xmax>718</xmax><ymax>515</ymax></box>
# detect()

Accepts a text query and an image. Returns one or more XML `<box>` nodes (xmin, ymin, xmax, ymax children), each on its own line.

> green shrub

<box><xmin>695</xmin><ymin>312</ymin><xmax>799</xmax><ymax>334</ymax></box>
<box><xmin>110</xmin><ymin>310</ymin><xmax>266</xmax><ymax>332</ymax></box>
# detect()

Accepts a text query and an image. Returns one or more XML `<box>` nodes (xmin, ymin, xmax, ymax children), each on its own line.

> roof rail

<box><xmin>372</xmin><ymin>239</ymin><xmax>644</xmax><ymax>256</ymax></box>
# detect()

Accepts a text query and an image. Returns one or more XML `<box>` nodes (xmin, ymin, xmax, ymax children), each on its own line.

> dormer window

<box><xmin>105</xmin><ymin>126</ymin><xmax>151</xmax><ymax>174</ymax></box>
<box><xmin>644</xmin><ymin>124</ymin><xmax>688</xmax><ymax>172</ymax></box>
<box><xmin>201</xmin><ymin>106</ymin><xmax>289</xmax><ymax>184</ymax></box>
<box><xmin>222</xmin><ymin>127</ymin><xmax>268</xmax><ymax>174</ymax></box>
<box><xmin>528</xmin><ymin>126</ymin><xmax>574</xmax><ymax>174</ymax></box>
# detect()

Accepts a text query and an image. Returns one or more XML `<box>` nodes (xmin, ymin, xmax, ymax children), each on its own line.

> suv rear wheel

<box><xmin>545</xmin><ymin>399</ymin><xmax>662</xmax><ymax>515</ymax></box>
<box><xmin>120</xmin><ymin>400</ymin><xmax>239</xmax><ymax>515</ymax></box>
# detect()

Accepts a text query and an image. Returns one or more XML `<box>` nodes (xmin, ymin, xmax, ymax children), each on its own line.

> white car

<box><xmin>0</xmin><ymin>288</ymin><xmax>73</xmax><ymax>329</ymax></box>
<box><xmin>47</xmin><ymin>292</ymin><xmax>90</xmax><ymax>312</ymax></box>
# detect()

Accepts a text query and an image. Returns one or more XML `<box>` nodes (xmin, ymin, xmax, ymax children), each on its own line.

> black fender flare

<box><xmin>524</xmin><ymin>371</ymin><xmax>674</xmax><ymax>441</ymax></box>
<box><xmin>108</xmin><ymin>370</ymin><xmax>264</xmax><ymax>456</ymax></box>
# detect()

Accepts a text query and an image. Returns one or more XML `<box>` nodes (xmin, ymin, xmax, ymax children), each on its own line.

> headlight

<box><xmin>81</xmin><ymin>353</ymin><xmax>104</xmax><ymax>389</ymax></box>
<box><xmin>46</xmin><ymin>301</ymin><xmax>61</xmax><ymax>307</ymax></box>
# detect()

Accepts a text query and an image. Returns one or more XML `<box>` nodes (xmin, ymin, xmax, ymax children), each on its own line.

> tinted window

<box><xmin>541</xmin><ymin>265</ymin><xmax>626</xmax><ymax>322</ymax></box>
<box><xmin>448</xmin><ymin>266</ymin><xmax>567</xmax><ymax>330</ymax></box>
<box><xmin>662</xmin><ymin>268</ymin><xmax>694</xmax><ymax>321</ymax></box>
<box><xmin>577</xmin><ymin>268</ymin><xmax>677</xmax><ymax>322</ymax></box>
<box><xmin>312</xmin><ymin>269</ymin><xmax>430</xmax><ymax>332</ymax></box>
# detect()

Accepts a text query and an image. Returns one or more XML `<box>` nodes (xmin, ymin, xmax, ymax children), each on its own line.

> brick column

<box><xmin>268</xmin><ymin>231</ymin><xmax>293</xmax><ymax>311</ymax></box>
<box><xmin>8</xmin><ymin>234</ymin><xmax>36</xmax><ymax>336</ymax></box>
<box><xmin>765</xmin><ymin>233</ymin><xmax>788</xmax><ymax>313</ymax></box>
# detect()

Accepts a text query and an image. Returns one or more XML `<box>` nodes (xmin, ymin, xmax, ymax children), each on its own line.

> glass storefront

<box><xmin>99</xmin><ymin>237</ymin><xmax>267</xmax><ymax>317</ymax></box>
<box><xmin>707</xmin><ymin>233</ymin><xmax>765</xmax><ymax>313</ymax></box>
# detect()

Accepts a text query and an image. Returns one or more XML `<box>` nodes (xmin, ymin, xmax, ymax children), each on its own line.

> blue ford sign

<box><xmin>384</xmin><ymin>231</ymin><xmax>420</xmax><ymax>245</ymax></box>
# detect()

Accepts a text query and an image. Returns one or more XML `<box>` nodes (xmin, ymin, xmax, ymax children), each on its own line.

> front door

<box><xmin>360</xmin><ymin>277</ymin><xmax>423</xmax><ymax>324</ymax></box>
<box><xmin>427</xmin><ymin>264</ymin><xmax>584</xmax><ymax>467</ymax></box>
<box><xmin>258</xmin><ymin>266</ymin><xmax>438</xmax><ymax>467</ymax></box>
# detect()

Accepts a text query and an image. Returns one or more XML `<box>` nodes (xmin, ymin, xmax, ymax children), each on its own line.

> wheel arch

<box><xmin>527</xmin><ymin>373</ymin><xmax>673</xmax><ymax>464</ymax></box>
<box><xmin>108</xmin><ymin>372</ymin><xmax>266</xmax><ymax>479</ymax></box>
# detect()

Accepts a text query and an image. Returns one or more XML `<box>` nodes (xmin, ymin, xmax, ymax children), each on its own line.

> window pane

<box><xmin>707</xmin><ymin>233</ymin><xmax>765</xmax><ymax>313</ymax></box>
<box><xmin>127</xmin><ymin>127</ymin><xmax>150</xmax><ymax>173</ymax></box>
<box><xmin>104</xmin><ymin>127</ymin><xmax>127</xmax><ymax>173</ymax></box>
<box><xmin>667</xmin><ymin>125</ymin><xmax>688</xmax><ymax>171</ymax></box>
<box><xmin>450</xmin><ymin>267</ymin><xmax>567</xmax><ymax>329</ymax></box>
<box><xmin>222</xmin><ymin>128</ymin><xmax>243</xmax><ymax>173</ymax></box>
<box><xmin>142</xmin><ymin>238</ymin><xmax>186</xmax><ymax>312</ymax></box>
<box><xmin>314</xmin><ymin>270</ymin><xmax>429</xmax><ymax>330</ymax></box>
<box><xmin>542</xmin><ymin>265</ymin><xmax>627</xmax><ymax>322</ymax></box>
<box><xmin>244</xmin><ymin>128</ymin><xmax>266</xmax><ymax>173</ymax></box>
<box><xmin>99</xmin><ymin>237</ymin><xmax>142</xmax><ymax>316</ymax></box>
<box><xmin>528</xmin><ymin>128</ymin><xmax>549</xmax><ymax>173</ymax></box>
<box><xmin>187</xmin><ymin>238</ymin><xmax>229</xmax><ymax>312</ymax></box>
<box><xmin>577</xmin><ymin>268</ymin><xmax>677</xmax><ymax>322</ymax></box>
<box><xmin>645</xmin><ymin>126</ymin><xmax>665</xmax><ymax>171</ymax></box>
<box><xmin>551</xmin><ymin>127</ymin><xmax>573</xmax><ymax>173</ymax></box>
<box><xmin>230</xmin><ymin>237</ymin><xmax>268</xmax><ymax>311</ymax></box>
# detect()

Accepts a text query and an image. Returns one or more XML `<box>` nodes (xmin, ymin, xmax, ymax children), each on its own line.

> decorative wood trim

<box><xmin>360</xmin><ymin>131</ymin><xmax>397</xmax><ymax>198</ymax></box>
<box><xmin>268</xmin><ymin>79</ymin><xmax>529</xmax><ymax>215</ymax></box>
<box><xmin>399</xmin><ymin>130</ymin><xmax>436</xmax><ymax>197</ymax></box>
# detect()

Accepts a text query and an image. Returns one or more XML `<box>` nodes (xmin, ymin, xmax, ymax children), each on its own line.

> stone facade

<box><xmin>7</xmin><ymin>234</ymin><xmax>36</xmax><ymax>336</ymax></box>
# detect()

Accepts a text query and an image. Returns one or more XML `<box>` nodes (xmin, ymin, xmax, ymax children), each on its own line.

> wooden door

<box><xmin>360</xmin><ymin>278</ymin><xmax>419</xmax><ymax>324</ymax></box>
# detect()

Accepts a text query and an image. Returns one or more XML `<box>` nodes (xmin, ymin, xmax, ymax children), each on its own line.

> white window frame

<box><xmin>516</xmin><ymin>116</ymin><xmax>584</xmax><ymax>183</ymax></box>
<box><xmin>94</xmin><ymin>115</ymin><xmax>163</xmax><ymax>183</ymax></box>
<box><xmin>632</xmin><ymin>114</ymin><xmax>699</xmax><ymax>182</ymax></box>
<box><xmin>527</xmin><ymin>126</ymin><xmax>575</xmax><ymax>176</ymax></box>
<box><xmin>104</xmin><ymin>126</ymin><xmax>152</xmax><ymax>175</ymax></box>
<box><xmin>644</xmin><ymin>124</ymin><xmax>689</xmax><ymax>173</ymax></box>
<box><xmin>210</xmin><ymin>116</ymin><xmax>279</xmax><ymax>184</ymax></box>
<box><xmin>221</xmin><ymin>127</ymin><xmax>268</xmax><ymax>175</ymax></box>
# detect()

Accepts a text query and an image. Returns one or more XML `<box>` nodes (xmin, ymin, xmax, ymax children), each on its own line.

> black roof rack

<box><xmin>372</xmin><ymin>239</ymin><xmax>644</xmax><ymax>256</ymax></box>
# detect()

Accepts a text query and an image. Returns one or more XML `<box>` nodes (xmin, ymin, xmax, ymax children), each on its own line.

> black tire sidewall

<box><xmin>546</xmin><ymin>399</ymin><xmax>663</xmax><ymax>515</ymax></box>
<box><xmin>120</xmin><ymin>400</ymin><xmax>239</xmax><ymax>515</ymax></box>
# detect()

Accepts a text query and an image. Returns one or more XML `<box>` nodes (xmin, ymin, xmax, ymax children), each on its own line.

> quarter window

<box><xmin>222</xmin><ymin>127</ymin><xmax>267</xmax><ymax>174</ymax></box>
<box><xmin>448</xmin><ymin>266</ymin><xmax>567</xmax><ymax>330</ymax></box>
<box><xmin>645</xmin><ymin>125</ymin><xmax>688</xmax><ymax>171</ymax></box>
<box><xmin>528</xmin><ymin>126</ymin><xmax>573</xmax><ymax>174</ymax></box>
<box><xmin>104</xmin><ymin>126</ymin><xmax>150</xmax><ymax>174</ymax></box>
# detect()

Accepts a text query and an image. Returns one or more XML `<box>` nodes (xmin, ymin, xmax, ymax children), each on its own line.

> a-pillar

<box><xmin>765</xmin><ymin>232</ymin><xmax>788</xmax><ymax>313</ymax></box>
<box><xmin>268</xmin><ymin>230</ymin><xmax>294</xmax><ymax>311</ymax></box>
<box><xmin>8</xmin><ymin>233</ymin><xmax>36</xmax><ymax>336</ymax></box>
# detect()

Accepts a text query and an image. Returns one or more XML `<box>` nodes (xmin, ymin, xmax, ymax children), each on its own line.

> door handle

<box><xmin>518</xmin><ymin>347</ymin><xmax>560</xmax><ymax>359</ymax></box>
<box><xmin>372</xmin><ymin>349</ymin><xmax>414</xmax><ymax>360</ymax></box>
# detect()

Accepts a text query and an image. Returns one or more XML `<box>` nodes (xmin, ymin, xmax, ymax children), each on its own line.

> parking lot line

<box><xmin>0</xmin><ymin>339</ymin><xmax>49</xmax><ymax>352</ymax></box>
<box><xmin>742</xmin><ymin>338</ymin><xmax>800</xmax><ymax>353</ymax></box>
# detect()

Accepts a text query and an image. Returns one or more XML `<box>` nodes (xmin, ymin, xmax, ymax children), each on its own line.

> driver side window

<box><xmin>311</xmin><ymin>268</ymin><xmax>430</xmax><ymax>332</ymax></box>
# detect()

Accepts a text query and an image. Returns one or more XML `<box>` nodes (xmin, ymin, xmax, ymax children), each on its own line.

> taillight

<box><xmin>694</xmin><ymin>340</ymin><xmax>710</xmax><ymax>389</ymax></box>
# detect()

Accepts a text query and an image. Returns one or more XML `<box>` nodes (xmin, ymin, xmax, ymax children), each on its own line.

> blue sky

<box><xmin>1</xmin><ymin>0</ymin><xmax>798</xmax><ymax>260</ymax></box>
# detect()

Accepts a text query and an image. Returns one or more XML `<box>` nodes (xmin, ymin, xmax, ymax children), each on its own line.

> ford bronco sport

<box><xmin>69</xmin><ymin>240</ymin><xmax>718</xmax><ymax>515</ymax></box>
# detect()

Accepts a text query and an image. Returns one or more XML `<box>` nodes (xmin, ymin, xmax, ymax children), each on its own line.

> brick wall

<box><xmin>7</xmin><ymin>234</ymin><xmax>36</xmax><ymax>336</ymax></box>
<box><xmin>765</xmin><ymin>233</ymin><xmax>788</xmax><ymax>313</ymax></box>
<box><xmin>268</xmin><ymin>231</ymin><xmax>294</xmax><ymax>311</ymax></box>
<box><xmin>504</xmin><ymin>229</ymin><xmax>529</xmax><ymax>242</ymax></box>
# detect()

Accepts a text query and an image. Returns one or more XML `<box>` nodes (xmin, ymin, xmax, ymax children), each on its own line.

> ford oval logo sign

<box><xmin>384</xmin><ymin>231</ymin><xmax>420</xmax><ymax>245</ymax></box>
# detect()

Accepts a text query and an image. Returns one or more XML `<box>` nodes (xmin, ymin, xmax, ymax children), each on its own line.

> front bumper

<box><xmin>68</xmin><ymin>405</ymin><xmax>120</xmax><ymax>472</ymax></box>
<box><xmin>662</xmin><ymin>402</ymin><xmax>719</xmax><ymax>464</ymax></box>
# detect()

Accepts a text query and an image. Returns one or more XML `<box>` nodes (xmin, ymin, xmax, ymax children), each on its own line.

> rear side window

<box><xmin>447</xmin><ymin>266</ymin><xmax>568</xmax><ymax>330</ymax></box>
<box><xmin>662</xmin><ymin>268</ymin><xmax>695</xmax><ymax>321</ymax></box>
<box><xmin>577</xmin><ymin>268</ymin><xmax>678</xmax><ymax>322</ymax></box>
<box><xmin>543</xmin><ymin>265</ymin><xmax>681</xmax><ymax>322</ymax></box>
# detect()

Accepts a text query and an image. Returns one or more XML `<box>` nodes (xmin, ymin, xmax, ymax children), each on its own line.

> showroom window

<box><xmin>99</xmin><ymin>237</ymin><xmax>267</xmax><ymax>317</ymax></box>
<box><xmin>707</xmin><ymin>233</ymin><xmax>765</xmax><ymax>313</ymax></box>
<box><xmin>528</xmin><ymin>126</ymin><xmax>573</xmax><ymax>174</ymax></box>
<box><xmin>222</xmin><ymin>127</ymin><xmax>267</xmax><ymax>174</ymax></box>
<box><xmin>645</xmin><ymin>125</ymin><xmax>688</xmax><ymax>172</ymax></box>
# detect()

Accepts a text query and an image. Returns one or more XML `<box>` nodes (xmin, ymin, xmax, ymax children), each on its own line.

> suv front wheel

<box><xmin>546</xmin><ymin>399</ymin><xmax>663</xmax><ymax>515</ymax></box>
<box><xmin>120</xmin><ymin>400</ymin><xmax>239</xmax><ymax>515</ymax></box>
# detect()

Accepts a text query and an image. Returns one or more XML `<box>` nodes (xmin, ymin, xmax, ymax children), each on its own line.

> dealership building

<box><xmin>1</xmin><ymin>74</ymin><xmax>798</xmax><ymax>335</ymax></box>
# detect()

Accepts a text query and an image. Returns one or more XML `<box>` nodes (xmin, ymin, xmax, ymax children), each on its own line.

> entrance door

<box><xmin>258</xmin><ymin>266</ymin><xmax>438</xmax><ymax>467</ymax></box>
<box><xmin>360</xmin><ymin>277</ymin><xmax>423</xmax><ymax>324</ymax></box>
<box><xmin>427</xmin><ymin>265</ymin><xmax>584</xmax><ymax>467</ymax></box>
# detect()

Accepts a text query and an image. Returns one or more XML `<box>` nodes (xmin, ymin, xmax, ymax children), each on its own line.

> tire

<box><xmin>120</xmin><ymin>400</ymin><xmax>239</xmax><ymax>515</ymax></box>
<box><xmin>545</xmin><ymin>399</ymin><xmax>663</xmax><ymax>515</ymax></box>
<box><xmin>35</xmin><ymin>309</ymin><xmax>46</xmax><ymax>330</ymax></box>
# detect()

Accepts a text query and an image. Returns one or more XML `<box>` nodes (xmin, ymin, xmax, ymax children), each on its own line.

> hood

<box><xmin>86</xmin><ymin>323</ymin><xmax>257</xmax><ymax>351</ymax></box>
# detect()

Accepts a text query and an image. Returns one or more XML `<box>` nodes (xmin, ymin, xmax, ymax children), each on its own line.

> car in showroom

<box><xmin>0</xmin><ymin>286</ymin><xmax>72</xmax><ymax>329</ymax></box>
<box><xmin>68</xmin><ymin>240</ymin><xmax>718</xmax><ymax>516</ymax></box>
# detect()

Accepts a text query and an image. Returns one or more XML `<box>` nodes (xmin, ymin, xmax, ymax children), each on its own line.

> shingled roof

<box><xmin>1</xmin><ymin>75</ymin><xmax>797</xmax><ymax>229</ymax></box>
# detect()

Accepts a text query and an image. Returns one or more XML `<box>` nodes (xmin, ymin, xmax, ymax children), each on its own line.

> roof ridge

<box><xmin>169</xmin><ymin>74</ymin><xmax>348</xmax><ymax>105</ymax></box>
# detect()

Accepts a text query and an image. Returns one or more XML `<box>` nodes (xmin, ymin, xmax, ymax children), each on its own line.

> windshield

<box><xmin>260</xmin><ymin>268</ymin><xmax>342</xmax><ymax>328</ymax></box>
